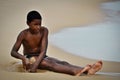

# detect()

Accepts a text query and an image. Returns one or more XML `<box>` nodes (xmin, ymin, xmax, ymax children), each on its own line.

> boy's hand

<box><xmin>22</xmin><ymin>56</ymin><xmax>37</xmax><ymax>73</ymax></box>
<box><xmin>22</xmin><ymin>57</ymin><xmax>30</xmax><ymax>71</ymax></box>
<box><xmin>29</xmin><ymin>57</ymin><xmax>37</xmax><ymax>73</ymax></box>
<box><xmin>29</xmin><ymin>67</ymin><xmax>37</xmax><ymax>73</ymax></box>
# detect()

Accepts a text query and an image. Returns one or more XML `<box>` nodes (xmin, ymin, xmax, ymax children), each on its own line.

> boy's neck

<box><xmin>29</xmin><ymin>29</ymin><xmax>40</xmax><ymax>34</ymax></box>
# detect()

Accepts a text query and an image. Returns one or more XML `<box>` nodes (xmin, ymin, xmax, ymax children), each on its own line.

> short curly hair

<box><xmin>27</xmin><ymin>10</ymin><xmax>42</xmax><ymax>22</ymax></box>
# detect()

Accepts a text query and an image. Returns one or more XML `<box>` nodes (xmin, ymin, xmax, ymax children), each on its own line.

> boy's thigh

<box><xmin>46</xmin><ymin>57</ymin><xmax>69</xmax><ymax>65</ymax></box>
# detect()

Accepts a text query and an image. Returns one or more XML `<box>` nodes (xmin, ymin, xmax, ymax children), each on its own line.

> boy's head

<box><xmin>27</xmin><ymin>10</ymin><xmax>42</xmax><ymax>23</ymax></box>
<box><xmin>27</xmin><ymin>11</ymin><xmax>42</xmax><ymax>33</ymax></box>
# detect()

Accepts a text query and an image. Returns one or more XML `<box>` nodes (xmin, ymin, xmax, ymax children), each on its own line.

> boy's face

<box><xmin>27</xmin><ymin>19</ymin><xmax>41</xmax><ymax>33</ymax></box>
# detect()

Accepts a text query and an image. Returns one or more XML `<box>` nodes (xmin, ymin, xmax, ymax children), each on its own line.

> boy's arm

<box><xmin>30</xmin><ymin>28</ymin><xmax>48</xmax><ymax>72</ymax></box>
<box><xmin>11</xmin><ymin>31</ymin><xmax>26</xmax><ymax>61</ymax></box>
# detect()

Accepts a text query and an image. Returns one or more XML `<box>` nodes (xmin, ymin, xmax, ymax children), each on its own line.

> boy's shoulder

<box><xmin>20</xmin><ymin>28</ymin><xmax>29</xmax><ymax>33</ymax></box>
<box><xmin>41</xmin><ymin>26</ymin><xmax>48</xmax><ymax>30</ymax></box>
<box><xmin>18</xmin><ymin>28</ymin><xmax>29</xmax><ymax>36</ymax></box>
<box><xmin>41</xmin><ymin>26</ymin><xmax>49</xmax><ymax>32</ymax></box>
<box><xmin>19</xmin><ymin>26</ymin><xmax>48</xmax><ymax>35</ymax></box>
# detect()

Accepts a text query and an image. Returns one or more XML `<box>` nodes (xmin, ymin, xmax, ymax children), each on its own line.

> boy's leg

<box><xmin>30</xmin><ymin>56</ymin><xmax>102</xmax><ymax>75</ymax></box>
<box><xmin>39</xmin><ymin>57</ymin><xmax>89</xmax><ymax>75</ymax></box>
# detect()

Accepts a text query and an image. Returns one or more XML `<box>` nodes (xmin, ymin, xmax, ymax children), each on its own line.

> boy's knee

<box><xmin>58</xmin><ymin>61</ymin><xmax>69</xmax><ymax>65</ymax></box>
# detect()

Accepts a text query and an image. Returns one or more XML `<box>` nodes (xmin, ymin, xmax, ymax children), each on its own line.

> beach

<box><xmin>0</xmin><ymin>0</ymin><xmax>120</xmax><ymax>80</ymax></box>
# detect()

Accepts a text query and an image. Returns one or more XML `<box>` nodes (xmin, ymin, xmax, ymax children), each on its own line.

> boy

<box><xmin>11</xmin><ymin>10</ymin><xmax>102</xmax><ymax>76</ymax></box>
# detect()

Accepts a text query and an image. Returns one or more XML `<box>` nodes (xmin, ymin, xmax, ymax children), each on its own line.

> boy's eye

<box><xmin>34</xmin><ymin>23</ymin><xmax>40</xmax><ymax>25</ymax></box>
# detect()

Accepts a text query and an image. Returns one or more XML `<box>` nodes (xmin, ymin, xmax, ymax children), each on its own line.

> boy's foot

<box><xmin>88</xmin><ymin>60</ymin><xmax>103</xmax><ymax>75</ymax></box>
<box><xmin>75</xmin><ymin>64</ymin><xmax>91</xmax><ymax>76</ymax></box>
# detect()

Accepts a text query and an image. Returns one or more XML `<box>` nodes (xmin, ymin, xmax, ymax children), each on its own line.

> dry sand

<box><xmin>0</xmin><ymin>0</ymin><xmax>120</xmax><ymax>80</ymax></box>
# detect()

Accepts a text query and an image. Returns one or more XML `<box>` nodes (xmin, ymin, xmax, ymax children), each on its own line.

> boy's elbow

<box><xmin>10</xmin><ymin>51</ymin><xmax>15</xmax><ymax>57</ymax></box>
<box><xmin>10</xmin><ymin>51</ymin><xmax>13</xmax><ymax>57</ymax></box>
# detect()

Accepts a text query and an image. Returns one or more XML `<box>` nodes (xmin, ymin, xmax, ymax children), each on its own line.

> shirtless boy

<box><xmin>11</xmin><ymin>10</ymin><xmax>102</xmax><ymax>76</ymax></box>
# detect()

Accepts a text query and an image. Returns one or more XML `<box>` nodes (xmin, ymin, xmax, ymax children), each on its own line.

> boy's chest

<box><xmin>24</xmin><ymin>32</ymin><xmax>42</xmax><ymax>45</ymax></box>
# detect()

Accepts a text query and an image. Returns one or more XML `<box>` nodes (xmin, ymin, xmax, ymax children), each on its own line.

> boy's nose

<box><xmin>36</xmin><ymin>26</ymin><xmax>40</xmax><ymax>29</ymax></box>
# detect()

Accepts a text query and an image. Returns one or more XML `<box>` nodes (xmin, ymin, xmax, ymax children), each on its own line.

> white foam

<box><xmin>96</xmin><ymin>72</ymin><xmax>120</xmax><ymax>77</ymax></box>
<box><xmin>49</xmin><ymin>1</ymin><xmax>120</xmax><ymax>62</ymax></box>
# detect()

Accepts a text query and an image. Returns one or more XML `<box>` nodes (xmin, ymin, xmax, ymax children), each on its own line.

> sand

<box><xmin>0</xmin><ymin>0</ymin><xmax>120</xmax><ymax>80</ymax></box>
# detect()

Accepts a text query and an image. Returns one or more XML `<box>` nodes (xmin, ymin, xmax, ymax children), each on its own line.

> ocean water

<box><xmin>49</xmin><ymin>1</ymin><xmax>120</xmax><ymax>62</ymax></box>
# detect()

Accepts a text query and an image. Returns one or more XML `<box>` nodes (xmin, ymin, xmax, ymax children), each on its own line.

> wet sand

<box><xmin>0</xmin><ymin>0</ymin><xmax>120</xmax><ymax>80</ymax></box>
